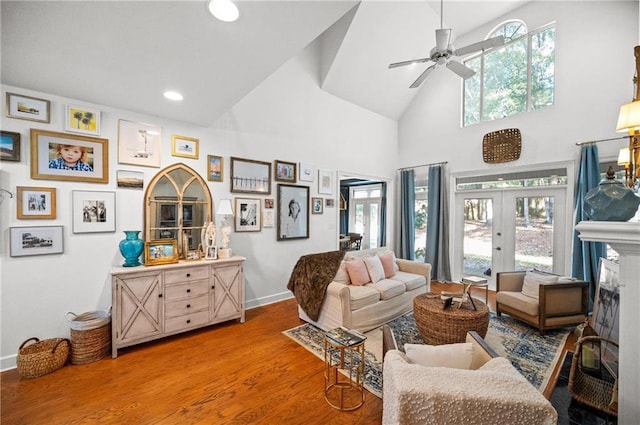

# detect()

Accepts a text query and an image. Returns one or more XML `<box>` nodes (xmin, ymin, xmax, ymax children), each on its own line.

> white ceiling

<box><xmin>1</xmin><ymin>1</ymin><xmax>529</xmax><ymax>126</ymax></box>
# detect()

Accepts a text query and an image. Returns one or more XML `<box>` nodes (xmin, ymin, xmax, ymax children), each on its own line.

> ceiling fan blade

<box><xmin>409</xmin><ymin>64</ymin><xmax>437</xmax><ymax>88</ymax></box>
<box><xmin>435</xmin><ymin>28</ymin><xmax>451</xmax><ymax>51</ymax></box>
<box><xmin>454</xmin><ymin>35</ymin><xmax>505</xmax><ymax>57</ymax></box>
<box><xmin>446</xmin><ymin>60</ymin><xmax>476</xmax><ymax>79</ymax></box>
<box><xmin>389</xmin><ymin>57</ymin><xmax>431</xmax><ymax>69</ymax></box>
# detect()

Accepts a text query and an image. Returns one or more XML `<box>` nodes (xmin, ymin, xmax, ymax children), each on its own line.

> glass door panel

<box><xmin>369</xmin><ymin>203</ymin><xmax>379</xmax><ymax>249</ymax></box>
<box><xmin>514</xmin><ymin>196</ymin><xmax>554</xmax><ymax>272</ymax></box>
<box><xmin>462</xmin><ymin>198</ymin><xmax>495</xmax><ymax>278</ymax></box>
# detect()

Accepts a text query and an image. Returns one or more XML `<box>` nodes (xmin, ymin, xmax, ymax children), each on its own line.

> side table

<box><xmin>324</xmin><ymin>328</ymin><xmax>366</xmax><ymax>411</ymax></box>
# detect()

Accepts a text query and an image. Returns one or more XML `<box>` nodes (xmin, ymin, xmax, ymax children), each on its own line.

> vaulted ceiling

<box><xmin>1</xmin><ymin>1</ymin><xmax>529</xmax><ymax>126</ymax></box>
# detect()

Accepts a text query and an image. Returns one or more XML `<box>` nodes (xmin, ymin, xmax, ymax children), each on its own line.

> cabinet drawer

<box><xmin>165</xmin><ymin>310</ymin><xmax>210</xmax><ymax>333</ymax></box>
<box><xmin>164</xmin><ymin>266</ymin><xmax>209</xmax><ymax>284</ymax></box>
<box><xmin>165</xmin><ymin>295</ymin><xmax>209</xmax><ymax>318</ymax></box>
<box><xmin>164</xmin><ymin>279</ymin><xmax>209</xmax><ymax>300</ymax></box>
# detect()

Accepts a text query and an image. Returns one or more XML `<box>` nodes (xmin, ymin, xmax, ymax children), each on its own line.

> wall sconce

<box><xmin>616</xmin><ymin>100</ymin><xmax>640</xmax><ymax>190</ymax></box>
<box><xmin>216</xmin><ymin>199</ymin><xmax>234</xmax><ymax>258</ymax></box>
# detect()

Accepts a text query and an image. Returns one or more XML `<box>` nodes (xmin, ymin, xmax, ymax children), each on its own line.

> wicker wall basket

<box><xmin>17</xmin><ymin>337</ymin><xmax>70</xmax><ymax>379</ymax></box>
<box><xmin>482</xmin><ymin>128</ymin><xmax>522</xmax><ymax>163</ymax></box>
<box><xmin>67</xmin><ymin>310</ymin><xmax>111</xmax><ymax>365</ymax></box>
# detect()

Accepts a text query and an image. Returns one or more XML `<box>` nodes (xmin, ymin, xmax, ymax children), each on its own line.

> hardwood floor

<box><xmin>2</xmin><ymin>283</ymin><xmax>571</xmax><ymax>424</ymax></box>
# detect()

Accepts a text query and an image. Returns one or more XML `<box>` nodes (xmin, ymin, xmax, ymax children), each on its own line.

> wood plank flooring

<box><xmin>1</xmin><ymin>282</ymin><xmax>571</xmax><ymax>424</ymax></box>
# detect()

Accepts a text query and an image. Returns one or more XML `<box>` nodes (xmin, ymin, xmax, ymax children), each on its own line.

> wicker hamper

<box><xmin>17</xmin><ymin>337</ymin><xmax>70</xmax><ymax>379</ymax></box>
<box><xmin>66</xmin><ymin>310</ymin><xmax>111</xmax><ymax>365</ymax></box>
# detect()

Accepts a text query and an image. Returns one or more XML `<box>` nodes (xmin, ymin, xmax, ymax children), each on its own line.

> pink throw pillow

<box><xmin>379</xmin><ymin>253</ymin><xmax>396</xmax><ymax>278</ymax></box>
<box><xmin>346</xmin><ymin>258</ymin><xmax>371</xmax><ymax>286</ymax></box>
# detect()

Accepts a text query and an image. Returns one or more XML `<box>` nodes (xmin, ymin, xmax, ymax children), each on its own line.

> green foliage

<box><xmin>415</xmin><ymin>203</ymin><xmax>427</xmax><ymax>228</ymax></box>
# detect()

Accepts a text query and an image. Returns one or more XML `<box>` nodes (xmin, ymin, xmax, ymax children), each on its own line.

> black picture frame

<box><xmin>277</xmin><ymin>184</ymin><xmax>309</xmax><ymax>241</ymax></box>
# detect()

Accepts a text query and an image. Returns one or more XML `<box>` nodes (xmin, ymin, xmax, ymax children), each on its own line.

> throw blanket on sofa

<box><xmin>287</xmin><ymin>250</ymin><xmax>345</xmax><ymax>321</ymax></box>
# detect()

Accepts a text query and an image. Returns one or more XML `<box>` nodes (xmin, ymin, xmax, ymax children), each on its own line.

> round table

<box><xmin>413</xmin><ymin>293</ymin><xmax>489</xmax><ymax>345</ymax></box>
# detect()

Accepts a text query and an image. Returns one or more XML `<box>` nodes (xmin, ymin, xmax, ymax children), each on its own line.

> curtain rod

<box><xmin>575</xmin><ymin>135</ymin><xmax>628</xmax><ymax>146</ymax></box>
<box><xmin>397</xmin><ymin>161</ymin><xmax>448</xmax><ymax>171</ymax></box>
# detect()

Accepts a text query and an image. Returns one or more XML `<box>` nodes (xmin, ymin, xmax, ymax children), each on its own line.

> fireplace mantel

<box><xmin>576</xmin><ymin>220</ymin><xmax>640</xmax><ymax>425</ymax></box>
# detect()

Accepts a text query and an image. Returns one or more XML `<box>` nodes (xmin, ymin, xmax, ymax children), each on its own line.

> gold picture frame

<box><xmin>207</xmin><ymin>155</ymin><xmax>223</xmax><ymax>182</ymax></box>
<box><xmin>30</xmin><ymin>129</ymin><xmax>108</xmax><ymax>183</ymax></box>
<box><xmin>144</xmin><ymin>240</ymin><xmax>179</xmax><ymax>266</ymax></box>
<box><xmin>17</xmin><ymin>186</ymin><xmax>56</xmax><ymax>219</ymax></box>
<box><xmin>171</xmin><ymin>135</ymin><xmax>199</xmax><ymax>159</ymax></box>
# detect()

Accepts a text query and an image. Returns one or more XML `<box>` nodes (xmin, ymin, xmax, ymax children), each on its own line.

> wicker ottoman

<box><xmin>413</xmin><ymin>294</ymin><xmax>489</xmax><ymax>345</ymax></box>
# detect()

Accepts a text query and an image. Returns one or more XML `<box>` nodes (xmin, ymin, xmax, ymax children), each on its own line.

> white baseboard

<box><xmin>1</xmin><ymin>354</ymin><xmax>17</xmax><ymax>372</ymax></box>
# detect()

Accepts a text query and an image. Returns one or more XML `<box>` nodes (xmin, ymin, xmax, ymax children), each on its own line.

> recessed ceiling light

<box><xmin>164</xmin><ymin>91</ymin><xmax>184</xmax><ymax>101</ymax></box>
<box><xmin>208</xmin><ymin>0</ymin><xmax>239</xmax><ymax>22</ymax></box>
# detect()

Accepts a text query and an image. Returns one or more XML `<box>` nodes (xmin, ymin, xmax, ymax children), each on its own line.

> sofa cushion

<box><xmin>405</xmin><ymin>342</ymin><xmax>474</xmax><ymax>369</ymax></box>
<box><xmin>378</xmin><ymin>252</ymin><xmax>396</xmax><ymax>278</ymax></box>
<box><xmin>366</xmin><ymin>279</ymin><xmax>406</xmax><ymax>300</ymax></box>
<box><xmin>346</xmin><ymin>258</ymin><xmax>371</xmax><ymax>286</ymax></box>
<box><xmin>496</xmin><ymin>291</ymin><xmax>539</xmax><ymax>316</ymax></box>
<box><xmin>348</xmin><ymin>285</ymin><xmax>381</xmax><ymax>310</ymax></box>
<box><xmin>333</xmin><ymin>261</ymin><xmax>350</xmax><ymax>285</ymax></box>
<box><xmin>389</xmin><ymin>271</ymin><xmax>426</xmax><ymax>291</ymax></box>
<box><xmin>364</xmin><ymin>255</ymin><xmax>385</xmax><ymax>283</ymax></box>
<box><xmin>522</xmin><ymin>271</ymin><xmax>558</xmax><ymax>300</ymax></box>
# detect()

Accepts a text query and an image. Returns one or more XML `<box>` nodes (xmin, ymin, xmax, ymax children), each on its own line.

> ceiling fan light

<box><xmin>163</xmin><ymin>91</ymin><xmax>183</xmax><ymax>101</ymax></box>
<box><xmin>208</xmin><ymin>0</ymin><xmax>239</xmax><ymax>22</ymax></box>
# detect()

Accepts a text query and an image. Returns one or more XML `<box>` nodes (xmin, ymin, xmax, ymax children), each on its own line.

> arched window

<box><xmin>463</xmin><ymin>20</ymin><xmax>555</xmax><ymax>126</ymax></box>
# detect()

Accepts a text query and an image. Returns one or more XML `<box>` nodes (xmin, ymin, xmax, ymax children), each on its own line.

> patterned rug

<box><xmin>283</xmin><ymin>311</ymin><xmax>569</xmax><ymax>398</ymax></box>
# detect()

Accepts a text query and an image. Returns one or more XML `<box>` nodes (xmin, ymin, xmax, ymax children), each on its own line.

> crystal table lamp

<box><xmin>216</xmin><ymin>199</ymin><xmax>233</xmax><ymax>258</ymax></box>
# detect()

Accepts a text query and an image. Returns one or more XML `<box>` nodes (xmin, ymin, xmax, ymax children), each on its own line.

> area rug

<box><xmin>283</xmin><ymin>311</ymin><xmax>569</xmax><ymax>399</ymax></box>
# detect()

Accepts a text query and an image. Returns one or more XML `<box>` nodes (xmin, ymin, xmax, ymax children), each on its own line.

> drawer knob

<box><xmin>159</xmin><ymin>293</ymin><xmax>163</xmax><ymax>298</ymax></box>
<box><xmin>186</xmin><ymin>273</ymin><xmax>191</xmax><ymax>277</ymax></box>
<box><xmin>186</xmin><ymin>319</ymin><xmax>191</xmax><ymax>324</ymax></box>
<box><xmin>187</xmin><ymin>304</ymin><xmax>191</xmax><ymax>308</ymax></box>
<box><xmin>186</xmin><ymin>288</ymin><xmax>191</xmax><ymax>293</ymax></box>
<box><xmin>211</xmin><ymin>285</ymin><xmax>215</xmax><ymax>289</ymax></box>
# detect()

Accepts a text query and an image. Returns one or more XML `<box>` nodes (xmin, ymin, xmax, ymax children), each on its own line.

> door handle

<box><xmin>496</xmin><ymin>247</ymin><xmax>502</xmax><ymax>251</ymax></box>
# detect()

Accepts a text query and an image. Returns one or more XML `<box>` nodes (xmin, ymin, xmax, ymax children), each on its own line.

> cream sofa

<box><xmin>382</xmin><ymin>327</ymin><xmax>558</xmax><ymax>425</ymax></box>
<box><xmin>298</xmin><ymin>247</ymin><xmax>431</xmax><ymax>332</ymax></box>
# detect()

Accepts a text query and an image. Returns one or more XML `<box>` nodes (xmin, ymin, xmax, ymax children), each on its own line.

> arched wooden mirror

<box><xmin>144</xmin><ymin>163</ymin><xmax>213</xmax><ymax>256</ymax></box>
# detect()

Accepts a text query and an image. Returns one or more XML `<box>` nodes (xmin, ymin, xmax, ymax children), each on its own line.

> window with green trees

<box><xmin>463</xmin><ymin>20</ymin><xmax>555</xmax><ymax>126</ymax></box>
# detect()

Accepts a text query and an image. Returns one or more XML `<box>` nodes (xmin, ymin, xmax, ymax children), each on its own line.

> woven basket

<box><xmin>482</xmin><ymin>128</ymin><xmax>522</xmax><ymax>163</ymax></box>
<box><xmin>569</xmin><ymin>336</ymin><xmax>618</xmax><ymax>416</ymax></box>
<box><xmin>16</xmin><ymin>337</ymin><xmax>70</xmax><ymax>379</ymax></box>
<box><xmin>67</xmin><ymin>310</ymin><xmax>111</xmax><ymax>365</ymax></box>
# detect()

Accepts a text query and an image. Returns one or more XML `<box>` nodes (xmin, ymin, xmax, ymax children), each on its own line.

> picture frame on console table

<box><xmin>145</xmin><ymin>240</ymin><xmax>179</xmax><ymax>266</ymax></box>
<box><xmin>30</xmin><ymin>129</ymin><xmax>108</xmax><ymax>183</ymax></box>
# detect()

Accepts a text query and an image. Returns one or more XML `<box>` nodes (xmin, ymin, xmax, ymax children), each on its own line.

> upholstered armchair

<box><xmin>382</xmin><ymin>326</ymin><xmax>557</xmax><ymax>425</ymax></box>
<box><xmin>496</xmin><ymin>271</ymin><xmax>589</xmax><ymax>334</ymax></box>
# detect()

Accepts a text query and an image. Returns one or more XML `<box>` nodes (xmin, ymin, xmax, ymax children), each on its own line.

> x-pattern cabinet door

<box><xmin>113</xmin><ymin>271</ymin><xmax>162</xmax><ymax>347</ymax></box>
<box><xmin>211</xmin><ymin>262</ymin><xmax>244</xmax><ymax>323</ymax></box>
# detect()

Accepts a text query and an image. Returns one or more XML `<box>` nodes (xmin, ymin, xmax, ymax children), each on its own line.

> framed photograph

<box><xmin>264</xmin><ymin>198</ymin><xmax>274</xmax><ymax>209</ymax></box>
<box><xmin>263</xmin><ymin>209</ymin><xmax>275</xmax><ymax>228</ymax></box>
<box><xmin>205</xmin><ymin>246</ymin><xmax>218</xmax><ymax>260</ymax></box>
<box><xmin>318</xmin><ymin>169</ymin><xmax>334</xmax><ymax>195</ymax></box>
<box><xmin>144</xmin><ymin>240</ymin><xmax>179</xmax><ymax>266</ymax></box>
<box><xmin>10</xmin><ymin>226</ymin><xmax>63</xmax><ymax>257</ymax></box>
<box><xmin>118</xmin><ymin>119</ymin><xmax>161</xmax><ymax>168</ymax></box>
<box><xmin>299</xmin><ymin>162</ymin><xmax>314</xmax><ymax>182</ymax></box>
<box><xmin>274</xmin><ymin>160</ymin><xmax>297</xmax><ymax>183</ymax></box>
<box><xmin>207</xmin><ymin>155</ymin><xmax>223</xmax><ymax>182</ymax></box>
<box><xmin>234</xmin><ymin>198</ymin><xmax>261</xmax><ymax>232</ymax></box>
<box><xmin>65</xmin><ymin>105</ymin><xmax>101</xmax><ymax>136</ymax></box>
<box><xmin>171</xmin><ymin>135</ymin><xmax>199</xmax><ymax>159</ymax></box>
<box><xmin>277</xmin><ymin>184</ymin><xmax>309</xmax><ymax>241</ymax></box>
<box><xmin>593</xmin><ymin>257</ymin><xmax>620</xmax><ymax>376</ymax></box>
<box><xmin>30</xmin><ymin>129</ymin><xmax>108</xmax><ymax>183</ymax></box>
<box><xmin>6</xmin><ymin>92</ymin><xmax>50</xmax><ymax>123</ymax></box>
<box><xmin>325</xmin><ymin>198</ymin><xmax>335</xmax><ymax>208</ymax></box>
<box><xmin>185</xmin><ymin>250</ymin><xmax>202</xmax><ymax>261</ymax></box>
<box><xmin>72</xmin><ymin>190</ymin><xmax>116</xmax><ymax>233</ymax></box>
<box><xmin>1</xmin><ymin>130</ymin><xmax>21</xmax><ymax>162</ymax></box>
<box><xmin>312</xmin><ymin>197</ymin><xmax>323</xmax><ymax>214</ymax></box>
<box><xmin>230</xmin><ymin>156</ymin><xmax>271</xmax><ymax>194</ymax></box>
<box><xmin>17</xmin><ymin>186</ymin><xmax>56</xmax><ymax>219</ymax></box>
<box><xmin>116</xmin><ymin>170</ymin><xmax>144</xmax><ymax>190</ymax></box>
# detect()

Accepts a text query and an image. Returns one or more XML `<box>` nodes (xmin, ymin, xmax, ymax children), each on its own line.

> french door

<box><xmin>453</xmin><ymin>187</ymin><xmax>567</xmax><ymax>287</ymax></box>
<box><xmin>349</xmin><ymin>185</ymin><xmax>381</xmax><ymax>250</ymax></box>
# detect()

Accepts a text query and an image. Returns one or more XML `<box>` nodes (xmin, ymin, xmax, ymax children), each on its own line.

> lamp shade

<box><xmin>616</xmin><ymin>100</ymin><xmax>640</xmax><ymax>133</ymax></box>
<box><xmin>216</xmin><ymin>199</ymin><xmax>233</xmax><ymax>215</ymax></box>
<box><xmin>617</xmin><ymin>147</ymin><xmax>630</xmax><ymax>165</ymax></box>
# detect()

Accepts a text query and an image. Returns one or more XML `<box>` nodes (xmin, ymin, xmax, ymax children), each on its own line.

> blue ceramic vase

<box><xmin>584</xmin><ymin>166</ymin><xmax>640</xmax><ymax>221</ymax></box>
<box><xmin>119</xmin><ymin>230</ymin><xmax>144</xmax><ymax>267</ymax></box>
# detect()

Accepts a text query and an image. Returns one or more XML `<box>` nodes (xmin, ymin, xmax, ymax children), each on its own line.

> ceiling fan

<box><xmin>389</xmin><ymin>0</ymin><xmax>505</xmax><ymax>88</ymax></box>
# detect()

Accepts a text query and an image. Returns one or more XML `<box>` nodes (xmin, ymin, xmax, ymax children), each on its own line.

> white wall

<box><xmin>0</xmin><ymin>38</ymin><xmax>397</xmax><ymax>369</ymax></box>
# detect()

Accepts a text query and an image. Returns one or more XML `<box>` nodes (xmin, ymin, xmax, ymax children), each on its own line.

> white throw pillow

<box><xmin>333</xmin><ymin>260</ymin><xmax>350</xmax><ymax>284</ymax></box>
<box><xmin>404</xmin><ymin>342</ymin><xmax>474</xmax><ymax>370</ymax></box>
<box><xmin>364</xmin><ymin>255</ymin><xmax>385</xmax><ymax>283</ymax></box>
<box><xmin>521</xmin><ymin>271</ymin><xmax>559</xmax><ymax>300</ymax></box>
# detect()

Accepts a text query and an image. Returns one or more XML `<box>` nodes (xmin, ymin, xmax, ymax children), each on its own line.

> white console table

<box><xmin>576</xmin><ymin>221</ymin><xmax>640</xmax><ymax>425</ymax></box>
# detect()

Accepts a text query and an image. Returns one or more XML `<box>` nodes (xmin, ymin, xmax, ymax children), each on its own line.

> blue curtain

<box><xmin>398</xmin><ymin>169</ymin><xmax>415</xmax><ymax>260</ymax></box>
<box><xmin>339</xmin><ymin>187</ymin><xmax>349</xmax><ymax>235</ymax></box>
<box><xmin>571</xmin><ymin>144</ymin><xmax>606</xmax><ymax>311</ymax></box>
<box><xmin>379</xmin><ymin>182</ymin><xmax>387</xmax><ymax>247</ymax></box>
<box><xmin>425</xmin><ymin>164</ymin><xmax>451</xmax><ymax>282</ymax></box>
